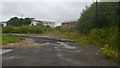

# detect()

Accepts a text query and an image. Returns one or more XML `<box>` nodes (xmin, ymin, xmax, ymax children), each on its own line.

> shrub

<box><xmin>2</xmin><ymin>35</ymin><xmax>23</xmax><ymax>45</ymax></box>
<box><xmin>2</xmin><ymin>26</ymin><xmax>14</xmax><ymax>33</ymax></box>
<box><xmin>88</xmin><ymin>28</ymin><xmax>107</xmax><ymax>45</ymax></box>
<box><xmin>64</xmin><ymin>27</ymin><xmax>119</xmax><ymax>62</ymax></box>
<box><xmin>2</xmin><ymin>25</ymin><xmax>48</xmax><ymax>34</ymax></box>
<box><xmin>101</xmin><ymin>44</ymin><xmax>119</xmax><ymax>61</ymax></box>
<box><xmin>88</xmin><ymin>27</ymin><xmax>119</xmax><ymax>61</ymax></box>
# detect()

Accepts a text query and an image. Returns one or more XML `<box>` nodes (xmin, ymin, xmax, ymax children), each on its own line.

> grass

<box><xmin>2</xmin><ymin>25</ymin><xmax>48</xmax><ymax>34</ymax></box>
<box><xmin>63</xmin><ymin>32</ymin><xmax>89</xmax><ymax>45</ymax></box>
<box><xmin>63</xmin><ymin>28</ymin><xmax>119</xmax><ymax>62</ymax></box>
<box><xmin>2</xmin><ymin>35</ymin><xmax>23</xmax><ymax>46</ymax></box>
<box><xmin>2</xmin><ymin>25</ymin><xmax>119</xmax><ymax>62</ymax></box>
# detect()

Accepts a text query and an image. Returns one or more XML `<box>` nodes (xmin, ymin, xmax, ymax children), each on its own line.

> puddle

<box><xmin>64</xmin><ymin>45</ymin><xmax>76</xmax><ymax>50</ymax></box>
<box><xmin>56</xmin><ymin>53</ymin><xmax>62</xmax><ymax>57</ymax></box>
<box><xmin>0</xmin><ymin>49</ymin><xmax>12</xmax><ymax>55</ymax></box>
<box><xmin>46</xmin><ymin>42</ymin><xmax>50</xmax><ymax>45</ymax></box>
<box><xmin>35</xmin><ymin>39</ymin><xmax>76</xmax><ymax>50</ymax></box>
<box><xmin>9</xmin><ymin>56</ymin><xmax>23</xmax><ymax>59</ymax></box>
<box><xmin>54</xmin><ymin>47</ymin><xmax>58</xmax><ymax>49</ymax></box>
<box><xmin>57</xmin><ymin>42</ymin><xmax>76</xmax><ymax>50</ymax></box>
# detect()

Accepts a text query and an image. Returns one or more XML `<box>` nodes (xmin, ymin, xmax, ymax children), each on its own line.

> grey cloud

<box><xmin>1</xmin><ymin>2</ymin><xmax>92</xmax><ymax>26</ymax></box>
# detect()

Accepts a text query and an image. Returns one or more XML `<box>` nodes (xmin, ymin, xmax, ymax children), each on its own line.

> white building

<box><xmin>0</xmin><ymin>21</ymin><xmax>7</xmax><ymax>27</ymax></box>
<box><xmin>30</xmin><ymin>19</ymin><xmax>55</xmax><ymax>28</ymax></box>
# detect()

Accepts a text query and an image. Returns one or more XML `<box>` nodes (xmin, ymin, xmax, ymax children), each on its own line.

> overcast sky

<box><xmin>1</xmin><ymin>2</ymin><xmax>93</xmax><ymax>26</ymax></box>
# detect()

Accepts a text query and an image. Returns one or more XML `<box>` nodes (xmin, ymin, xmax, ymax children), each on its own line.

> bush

<box><xmin>101</xmin><ymin>44</ymin><xmax>119</xmax><ymax>61</ymax></box>
<box><xmin>2</xmin><ymin>25</ymin><xmax>48</xmax><ymax>34</ymax></box>
<box><xmin>87</xmin><ymin>27</ymin><xmax>119</xmax><ymax>61</ymax></box>
<box><xmin>2</xmin><ymin>26</ymin><xmax>14</xmax><ymax>33</ymax></box>
<box><xmin>88</xmin><ymin>28</ymin><xmax>108</xmax><ymax>45</ymax></box>
<box><xmin>48</xmin><ymin>27</ymin><xmax>75</xmax><ymax>34</ymax></box>
<box><xmin>64</xmin><ymin>27</ymin><xmax>119</xmax><ymax>62</ymax></box>
<box><xmin>2</xmin><ymin>35</ymin><xmax>23</xmax><ymax>45</ymax></box>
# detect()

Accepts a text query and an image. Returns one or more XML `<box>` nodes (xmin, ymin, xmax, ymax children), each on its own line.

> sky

<box><xmin>1</xmin><ymin>1</ymin><xmax>93</xmax><ymax>26</ymax></box>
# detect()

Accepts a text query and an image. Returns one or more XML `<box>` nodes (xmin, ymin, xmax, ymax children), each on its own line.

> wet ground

<box><xmin>1</xmin><ymin>35</ymin><xmax>119</xmax><ymax>66</ymax></box>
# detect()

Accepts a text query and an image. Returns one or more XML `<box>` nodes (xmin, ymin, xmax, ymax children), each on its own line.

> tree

<box><xmin>23</xmin><ymin>18</ymin><xmax>31</xmax><ymax>25</ymax></box>
<box><xmin>76</xmin><ymin>2</ymin><xmax>118</xmax><ymax>34</ymax></box>
<box><xmin>36</xmin><ymin>21</ymin><xmax>43</xmax><ymax>26</ymax></box>
<box><xmin>19</xmin><ymin>18</ymin><xmax>24</xmax><ymax>26</ymax></box>
<box><xmin>6</xmin><ymin>17</ymin><xmax>32</xmax><ymax>26</ymax></box>
<box><xmin>46</xmin><ymin>25</ymin><xmax>50</xmax><ymax>28</ymax></box>
<box><xmin>7</xmin><ymin>17</ymin><xmax>19</xmax><ymax>26</ymax></box>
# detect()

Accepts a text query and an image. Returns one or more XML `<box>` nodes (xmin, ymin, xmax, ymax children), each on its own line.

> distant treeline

<box><xmin>76</xmin><ymin>2</ymin><xmax>119</xmax><ymax>34</ymax></box>
<box><xmin>6</xmin><ymin>17</ymin><xmax>32</xmax><ymax>26</ymax></box>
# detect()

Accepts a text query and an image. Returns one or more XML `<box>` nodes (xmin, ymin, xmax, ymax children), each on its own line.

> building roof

<box><xmin>0</xmin><ymin>21</ymin><xmax>6</xmax><ymax>24</ymax></box>
<box><xmin>33</xmin><ymin>19</ymin><xmax>55</xmax><ymax>22</ymax></box>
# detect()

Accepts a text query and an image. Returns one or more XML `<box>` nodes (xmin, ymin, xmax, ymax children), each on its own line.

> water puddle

<box><xmin>57</xmin><ymin>42</ymin><xmax>76</xmax><ymax>50</ymax></box>
<box><xmin>35</xmin><ymin>38</ymin><xmax>76</xmax><ymax>50</ymax></box>
<box><xmin>0</xmin><ymin>49</ymin><xmax>12</xmax><ymax>55</ymax></box>
<box><xmin>9</xmin><ymin>56</ymin><xmax>23</xmax><ymax>59</ymax></box>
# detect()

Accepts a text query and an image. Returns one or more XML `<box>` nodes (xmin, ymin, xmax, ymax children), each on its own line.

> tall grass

<box><xmin>64</xmin><ymin>27</ymin><xmax>119</xmax><ymax>62</ymax></box>
<box><xmin>48</xmin><ymin>27</ymin><xmax>75</xmax><ymax>34</ymax></box>
<box><xmin>2</xmin><ymin>25</ymin><xmax>48</xmax><ymax>34</ymax></box>
<box><xmin>2</xmin><ymin>25</ymin><xmax>119</xmax><ymax>61</ymax></box>
<box><xmin>2</xmin><ymin>35</ymin><xmax>23</xmax><ymax>45</ymax></box>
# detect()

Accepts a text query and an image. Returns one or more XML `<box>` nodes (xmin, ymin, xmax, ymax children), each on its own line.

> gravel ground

<box><xmin>2</xmin><ymin>34</ymin><xmax>119</xmax><ymax>66</ymax></box>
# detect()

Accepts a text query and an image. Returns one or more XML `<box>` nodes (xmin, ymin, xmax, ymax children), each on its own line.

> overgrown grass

<box><xmin>2</xmin><ymin>35</ymin><xmax>23</xmax><ymax>46</ymax></box>
<box><xmin>2</xmin><ymin>25</ymin><xmax>119</xmax><ymax>62</ymax></box>
<box><xmin>86</xmin><ymin>27</ymin><xmax>119</xmax><ymax>62</ymax></box>
<box><xmin>2</xmin><ymin>25</ymin><xmax>48</xmax><ymax>34</ymax></box>
<box><xmin>63</xmin><ymin>27</ymin><xmax>119</xmax><ymax>62</ymax></box>
<box><xmin>47</xmin><ymin>27</ymin><xmax>75</xmax><ymax>34</ymax></box>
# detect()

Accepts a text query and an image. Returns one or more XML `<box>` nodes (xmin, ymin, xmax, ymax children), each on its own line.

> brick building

<box><xmin>62</xmin><ymin>21</ymin><xmax>76</xmax><ymax>28</ymax></box>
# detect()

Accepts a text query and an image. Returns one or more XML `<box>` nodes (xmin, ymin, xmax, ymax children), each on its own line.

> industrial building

<box><xmin>61</xmin><ymin>21</ymin><xmax>76</xmax><ymax>28</ymax></box>
<box><xmin>30</xmin><ymin>19</ymin><xmax>55</xmax><ymax>28</ymax></box>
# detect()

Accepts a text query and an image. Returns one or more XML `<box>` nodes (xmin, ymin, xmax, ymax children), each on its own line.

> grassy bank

<box><xmin>2</xmin><ymin>25</ymin><xmax>119</xmax><ymax>62</ymax></box>
<box><xmin>63</xmin><ymin>27</ymin><xmax>119</xmax><ymax>62</ymax></box>
<box><xmin>2</xmin><ymin>25</ymin><xmax>48</xmax><ymax>34</ymax></box>
<box><xmin>2</xmin><ymin>35</ymin><xmax>23</xmax><ymax>46</ymax></box>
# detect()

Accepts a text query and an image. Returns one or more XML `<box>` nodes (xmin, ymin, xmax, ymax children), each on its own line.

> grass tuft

<box><xmin>2</xmin><ymin>35</ymin><xmax>23</xmax><ymax>46</ymax></box>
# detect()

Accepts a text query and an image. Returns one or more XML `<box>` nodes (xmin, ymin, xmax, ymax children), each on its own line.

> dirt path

<box><xmin>2</xmin><ymin>34</ymin><xmax>119</xmax><ymax>66</ymax></box>
<box><xmin>4</xmin><ymin>38</ymin><xmax>44</xmax><ymax>48</ymax></box>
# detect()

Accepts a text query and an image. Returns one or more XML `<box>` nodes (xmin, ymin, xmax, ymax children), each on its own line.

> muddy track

<box><xmin>2</xmin><ymin>34</ymin><xmax>119</xmax><ymax>66</ymax></box>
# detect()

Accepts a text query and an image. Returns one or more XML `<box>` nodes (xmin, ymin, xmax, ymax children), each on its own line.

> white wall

<box><xmin>30</xmin><ymin>20</ymin><xmax>55</xmax><ymax>27</ymax></box>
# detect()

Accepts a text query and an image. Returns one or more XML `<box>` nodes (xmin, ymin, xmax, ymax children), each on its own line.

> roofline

<box><xmin>33</xmin><ymin>19</ymin><xmax>55</xmax><ymax>22</ymax></box>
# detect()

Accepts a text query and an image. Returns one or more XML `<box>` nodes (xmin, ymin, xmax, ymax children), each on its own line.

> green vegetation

<box><xmin>48</xmin><ymin>27</ymin><xmax>75</xmax><ymax>34</ymax></box>
<box><xmin>64</xmin><ymin>2</ymin><xmax>119</xmax><ymax>62</ymax></box>
<box><xmin>0</xmin><ymin>34</ymin><xmax>2</xmax><ymax>45</ymax></box>
<box><xmin>7</xmin><ymin>17</ymin><xmax>31</xmax><ymax>26</ymax></box>
<box><xmin>76</xmin><ymin>2</ymin><xmax>118</xmax><ymax>34</ymax></box>
<box><xmin>2</xmin><ymin>35</ymin><xmax>23</xmax><ymax>45</ymax></box>
<box><xmin>2</xmin><ymin>25</ymin><xmax>48</xmax><ymax>34</ymax></box>
<box><xmin>64</xmin><ymin>27</ymin><xmax>119</xmax><ymax>61</ymax></box>
<box><xmin>2</xmin><ymin>2</ymin><xmax>119</xmax><ymax>62</ymax></box>
<box><xmin>46</xmin><ymin>2</ymin><xmax>119</xmax><ymax>62</ymax></box>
